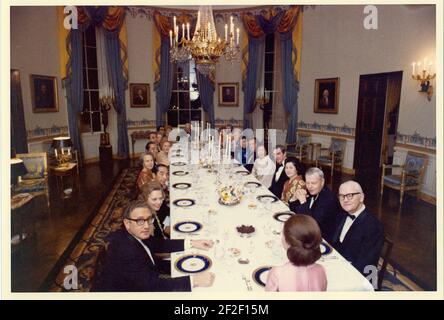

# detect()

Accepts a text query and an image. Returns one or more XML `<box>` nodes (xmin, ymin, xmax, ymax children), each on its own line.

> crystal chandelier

<box><xmin>169</xmin><ymin>6</ymin><xmax>241</xmax><ymax>75</ymax></box>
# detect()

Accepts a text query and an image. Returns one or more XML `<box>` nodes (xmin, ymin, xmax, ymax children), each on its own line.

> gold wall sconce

<box><xmin>412</xmin><ymin>58</ymin><xmax>436</xmax><ymax>101</ymax></box>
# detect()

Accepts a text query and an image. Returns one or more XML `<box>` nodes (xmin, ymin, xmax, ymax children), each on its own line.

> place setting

<box><xmin>251</xmin><ymin>266</ymin><xmax>273</xmax><ymax>288</ymax></box>
<box><xmin>174</xmin><ymin>254</ymin><xmax>212</xmax><ymax>274</ymax></box>
<box><xmin>172</xmin><ymin>198</ymin><xmax>196</xmax><ymax>207</ymax></box>
<box><xmin>172</xmin><ymin>170</ymin><xmax>190</xmax><ymax>176</ymax></box>
<box><xmin>256</xmin><ymin>195</ymin><xmax>279</xmax><ymax>203</ymax></box>
<box><xmin>272</xmin><ymin>211</ymin><xmax>295</xmax><ymax>222</ymax></box>
<box><xmin>172</xmin><ymin>182</ymin><xmax>192</xmax><ymax>190</ymax></box>
<box><xmin>173</xmin><ymin>221</ymin><xmax>203</xmax><ymax>234</ymax></box>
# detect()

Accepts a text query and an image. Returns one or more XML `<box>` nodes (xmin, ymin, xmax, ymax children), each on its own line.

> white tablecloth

<box><xmin>168</xmin><ymin>145</ymin><xmax>374</xmax><ymax>292</ymax></box>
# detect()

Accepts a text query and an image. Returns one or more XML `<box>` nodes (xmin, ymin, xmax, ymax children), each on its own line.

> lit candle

<box><xmin>175</xmin><ymin>26</ymin><xmax>179</xmax><ymax>42</ymax></box>
<box><xmin>173</xmin><ymin>16</ymin><xmax>177</xmax><ymax>32</ymax></box>
<box><xmin>230</xmin><ymin>16</ymin><xmax>234</xmax><ymax>35</ymax></box>
<box><xmin>225</xmin><ymin>24</ymin><xmax>228</xmax><ymax>41</ymax></box>
<box><xmin>55</xmin><ymin>149</ymin><xmax>58</xmax><ymax>158</ymax></box>
<box><xmin>236</xmin><ymin>28</ymin><xmax>240</xmax><ymax>45</ymax></box>
<box><xmin>412</xmin><ymin>62</ymin><xmax>416</xmax><ymax>76</ymax></box>
<box><xmin>417</xmin><ymin>61</ymin><xmax>421</xmax><ymax>73</ymax></box>
<box><xmin>182</xmin><ymin>24</ymin><xmax>185</xmax><ymax>41</ymax></box>
<box><xmin>208</xmin><ymin>22</ymin><xmax>211</xmax><ymax>41</ymax></box>
<box><xmin>169</xmin><ymin>30</ymin><xmax>173</xmax><ymax>46</ymax></box>
<box><xmin>423</xmin><ymin>57</ymin><xmax>427</xmax><ymax>71</ymax></box>
<box><xmin>187</xmin><ymin>23</ymin><xmax>190</xmax><ymax>40</ymax></box>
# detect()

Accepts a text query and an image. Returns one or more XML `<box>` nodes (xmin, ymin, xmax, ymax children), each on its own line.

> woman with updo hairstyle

<box><xmin>265</xmin><ymin>215</ymin><xmax>327</xmax><ymax>291</ymax></box>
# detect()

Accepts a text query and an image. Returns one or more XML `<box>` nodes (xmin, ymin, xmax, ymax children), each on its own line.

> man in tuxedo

<box><xmin>331</xmin><ymin>180</ymin><xmax>384</xmax><ymax>276</ymax></box>
<box><xmin>269</xmin><ymin>145</ymin><xmax>289</xmax><ymax>198</ymax></box>
<box><xmin>291</xmin><ymin>167</ymin><xmax>340</xmax><ymax>243</ymax></box>
<box><xmin>94</xmin><ymin>201</ymin><xmax>215</xmax><ymax>291</ymax></box>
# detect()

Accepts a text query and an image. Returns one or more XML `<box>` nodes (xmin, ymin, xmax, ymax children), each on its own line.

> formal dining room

<box><xmin>3</xmin><ymin>2</ymin><xmax>440</xmax><ymax>296</ymax></box>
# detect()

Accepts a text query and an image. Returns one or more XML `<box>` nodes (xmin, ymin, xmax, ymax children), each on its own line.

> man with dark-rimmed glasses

<box><xmin>331</xmin><ymin>180</ymin><xmax>384</xmax><ymax>276</ymax></box>
<box><xmin>93</xmin><ymin>200</ymin><xmax>215</xmax><ymax>291</ymax></box>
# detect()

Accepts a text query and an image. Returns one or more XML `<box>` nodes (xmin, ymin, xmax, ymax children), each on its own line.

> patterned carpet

<box><xmin>48</xmin><ymin>166</ymin><xmax>423</xmax><ymax>292</ymax></box>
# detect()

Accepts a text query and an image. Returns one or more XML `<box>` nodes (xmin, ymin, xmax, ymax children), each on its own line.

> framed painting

<box><xmin>218</xmin><ymin>82</ymin><xmax>239</xmax><ymax>107</ymax></box>
<box><xmin>314</xmin><ymin>77</ymin><xmax>339</xmax><ymax>114</ymax></box>
<box><xmin>30</xmin><ymin>74</ymin><xmax>59</xmax><ymax>113</ymax></box>
<box><xmin>130</xmin><ymin>83</ymin><xmax>150</xmax><ymax>108</ymax></box>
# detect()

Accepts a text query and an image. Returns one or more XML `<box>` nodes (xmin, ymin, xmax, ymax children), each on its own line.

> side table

<box><xmin>51</xmin><ymin>163</ymin><xmax>78</xmax><ymax>198</ymax></box>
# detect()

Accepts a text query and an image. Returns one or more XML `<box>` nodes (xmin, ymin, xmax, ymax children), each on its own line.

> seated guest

<box><xmin>234</xmin><ymin>136</ymin><xmax>248</xmax><ymax>165</ymax></box>
<box><xmin>269</xmin><ymin>145</ymin><xmax>289</xmax><ymax>198</ymax></box>
<box><xmin>331</xmin><ymin>180</ymin><xmax>384</xmax><ymax>276</ymax></box>
<box><xmin>245</xmin><ymin>137</ymin><xmax>257</xmax><ymax>172</ymax></box>
<box><xmin>158</xmin><ymin>126</ymin><xmax>165</xmax><ymax>136</ymax></box>
<box><xmin>153</xmin><ymin>164</ymin><xmax>169</xmax><ymax>203</ymax></box>
<box><xmin>291</xmin><ymin>167</ymin><xmax>340</xmax><ymax>243</ymax></box>
<box><xmin>148</xmin><ymin>131</ymin><xmax>157</xmax><ymax>143</ymax></box>
<box><xmin>252</xmin><ymin>144</ymin><xmax>276</xmax><ymax>188</ymax></box>
<box><xmin>266</xmin><ymin>215</ymin><xmax>327</xmax><ymax>291</ymax></box>
<box><xmin>94</xmin><ymin>201</ymin><xmax>215</xmax><ymax>291</ymax></box>
<box><xmin>281</xmin><ymin>157</ymin><xmax>306</xmax><ymax>206</ymax></box>
<box><xmin>138</xmin><ymin>181</ymin><xmax>170</xmax><ymax>239</ymax></box>
<box><xmin>145</xmin><ymin>141</ymin><xmax>158</xmax><ymax>159</ymax></box>
<box><xmin>156</xmin><ymin>140</ymin><xmax>171</xmax><ymax>166</ymax></box>
<box><xmin>156</xmin><ymin>133</ymin><xmax>163</xmax><ymax>146</ymax></box>
<box><xmin>136</xmin><ymin>153</ymin><xmax>155</xmax><ymax>190</ymax></box>
<box><xmin>165</xmin><ymin>125</ymin><xmax>173</xmax><ymax>139</ymax></box>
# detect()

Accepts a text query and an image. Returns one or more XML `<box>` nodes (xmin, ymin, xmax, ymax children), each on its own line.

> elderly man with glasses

<box><xmin>331</xmin><ymin>180</ymin><xmax>384</xmax><ymax>276</ymax></box>
<box><xmin>93</xmin><ymin>200</ymin><xmax>215</xmax><ymax>292</ymax></box>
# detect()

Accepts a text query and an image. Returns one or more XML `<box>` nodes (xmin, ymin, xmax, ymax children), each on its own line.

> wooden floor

<box><xmin>10</xmin><ymin>161</ymin><xmax>437</xmax><ymax>291</ymax></box>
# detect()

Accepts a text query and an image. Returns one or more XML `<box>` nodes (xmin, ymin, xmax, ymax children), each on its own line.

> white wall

<box><xmin>11</xmin><ymin>6</ymin><xmax>68</xmax><ymax>133</ymax></box>
<box><xmin>299</xmin><ymin>5</ymin><xmax>436</xmax><ymax>137</ymax></box>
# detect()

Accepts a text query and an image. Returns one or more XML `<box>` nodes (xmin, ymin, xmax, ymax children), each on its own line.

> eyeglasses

<box><xmin>126</xmin><ymin>217</ymin><xmax>155</xmax><ymax>226</ymax></box>
<box><xmin>338</xmin><ymin>192</ymin><xmax>361</xmax><ymax>201</ymax></box>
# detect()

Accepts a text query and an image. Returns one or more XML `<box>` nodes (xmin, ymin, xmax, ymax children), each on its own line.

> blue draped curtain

<box><xmin>154</xmin><ymin>36</ymin><xmax>174</xmax><ymax>127</ymax></box>
<box><xmin>280</xmin><ymin>31</ymin><xmax>298</xmax><ymax>145</ymax></box>
<box><xmin>65</xmin><ymin>29</ymin><xmax>84</xmax><ymax>161</ymax></box>
<box><xmin>243</xmin><ymin>9</ymin><xmax>299</xmax><ymax>144</ymax></box>
<box><xmin>243</xmin><ymin>36</ymin><xmax>264</xmax><ymax>129</ymax></box>
<box><xmin>196</xmin><ymin>72</ymin><xmax>215</xmax><ymax>127</ymax></box>
<box><xmin>10</xmin><ymin>70</ymin><xmax>28</xmax><ymax>154</ymax></box>
<box><xmin>104</xmin><ymin>30</ymin><xmax>129</xmax><ymax>157</ymax></box>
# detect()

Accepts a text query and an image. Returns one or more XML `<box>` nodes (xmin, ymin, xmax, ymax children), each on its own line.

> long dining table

<box><xmin>168</xmin><ymin>144</ymin><xmax>374</xmax><ymax>292</ymax></box>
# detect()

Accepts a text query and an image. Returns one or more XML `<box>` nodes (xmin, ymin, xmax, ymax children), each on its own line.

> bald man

<box><xmin>331</xmin><ymin>180</ymin><xmax>384</xmax><ymax>276</ymax></box>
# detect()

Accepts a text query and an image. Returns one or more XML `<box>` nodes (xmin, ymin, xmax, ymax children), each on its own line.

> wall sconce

<box><xmin>412</xmin><ymin>57</ymin><xmax>436</xmax><ymax>101</ymax></box>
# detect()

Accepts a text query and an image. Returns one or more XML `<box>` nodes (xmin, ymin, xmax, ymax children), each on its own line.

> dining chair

<box><xmin>15</xmin><ymin>152</ymin><xmax>50</xmax><ymax>206</ymax></box>
<box><xmin>315</xmin><ymin>137</ymin><xmax>346</xmax><ymax>179</ymax></box>
<box><xmin>380</xmin><ymin>151</ymin><xmax>428</xmax><ymax>206</ymax></box>
<box><xmin>377</xmin><ymin>235</ymin><xmax>394</xmax><ymax>291</ymax></box>
<box><xmin>286</xmin><ymin>132</ymin><xmax>311</xmax><ymax>163</ymax></box>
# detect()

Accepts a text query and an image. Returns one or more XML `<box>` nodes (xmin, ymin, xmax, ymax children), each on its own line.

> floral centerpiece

<box><xmin>218</xmin><ymin>184</ymin><xmax>244</xmax><ymax>206</ymax></box>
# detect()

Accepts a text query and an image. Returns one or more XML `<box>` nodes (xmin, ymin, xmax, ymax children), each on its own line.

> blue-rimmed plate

<box><xmin>236</xmin><ymin>170</ymin><xmax>250</xmax><ymax>176</ymax></box>
<box><xmin>171</xmin><ymin>161</ymin><xmax>187</xmax><ymax>166</ymax></box>
<box><xmin>172</xmin><ymin>171</ymin><xmax>189</xmax><ymax>176</ymax></box>
<box><xmin>173</xmin><ymin>221</ymin><xmax>202</xmax><ymax>233</ymax></box>
<box><xmin>244</xmin><ymin>181</ymin><xmax>261</xmax><ymax>188</ymax></box>
<box><xmin>320</xmin><ymin>242</ymin><xmax>333</xmax><ymax>255</ymax></box>
<box><xmin>256</xmin><ymin>195</ymin><xmax>279</xmax><ymax>203</ymax></box>
<box><xmin>172</xmin><ymin>183</ymin><xmax>191</xmax><ymax>190</ymax></box>
<box><xmin>273</xmin><ymin>211</ymin><xmax>295</xmax><ymax>222</ymax></box>
<box><xmin>173</xmin><ymin>198</ymin><xmax>196</xmax><ymax>207</ymax></box>
<box><xmin>252</xmin><ymin>266</ymin><xmax>272</xmax><ymax>287</ymax></box>
<box><xmin>175</xmin><ymin>254</ymin><xmax>212</xmax><ymax>274</ymax></box>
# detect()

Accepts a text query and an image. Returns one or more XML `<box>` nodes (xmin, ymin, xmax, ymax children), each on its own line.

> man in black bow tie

<box><xmin>269</xmin><ymin>145</ymin><xmax>289</xmax><ymax>198</ymax></box>
<box><xmin>331</xmin><ymin>180</ymin><xmax>384</xmax><ymax>276</ymax></box>
<box><xmin>290</xmin><ymin>167</ymin><xmax>340</xmax><ymax>243</ymax></box>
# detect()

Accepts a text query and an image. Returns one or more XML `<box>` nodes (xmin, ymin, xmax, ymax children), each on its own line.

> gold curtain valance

<box><xmin>242</xmin><ymin>5</ymin><xmax>301</xmax><ymax>37</ymax></box>
<box><xmin>154</xmin><ymin>11</ymin><xmax>194</xmax><ymax>38</ymax></box>
<box><xmin>77</xmin><ymin>6</ymin><xmax>125</xmax><ymax>31</ymax></box>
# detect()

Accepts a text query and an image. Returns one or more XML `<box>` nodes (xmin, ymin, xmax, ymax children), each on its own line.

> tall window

<box><xmin>262</xmin><ymin>33</ymin><xmax>275</xmax><ymax>130</ymax></box>
<box><xmin>168</xmin><ymin>61</ymin><xmax>202</xmax><ymax>126</ymax></box>
<box><xmin>80</xmin><ymin>25</ymin><xmax>101</xmax><ymax>133</ymax></box>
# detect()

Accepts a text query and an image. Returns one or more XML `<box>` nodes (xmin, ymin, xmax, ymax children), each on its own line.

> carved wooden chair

<box><xmin>380</xmin><ymin>151</ymin><xmax>428</xmax><ymax>205</ymax></box>
<box><xmin>315</xmin><ymin>137</ymin><xmax>346</xmax><ymax>179</ymax></box>
<box><xmin>286</xmin><ymin>132</ymin><xmax>311</xmax><ymax>163</ymax></box>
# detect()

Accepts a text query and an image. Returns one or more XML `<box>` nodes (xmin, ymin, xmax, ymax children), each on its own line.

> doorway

<box><xmin>353</xmin><ymin>71</ymin><xmax>402</xmax><ymax>180</ymax></box>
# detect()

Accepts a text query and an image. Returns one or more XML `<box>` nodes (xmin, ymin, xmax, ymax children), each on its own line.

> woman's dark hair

<box><xmin>285</xmin><ymin>156</ymin><xmax>305</xmax><ymax>177</ymax></box>
<box><xmin>283</xmin><ymin>215</ymin><xmax>322</xmax><ymax>266</ymax></box>
<box><xmin>152</xmin><ymin>163</ymin><xmax>168</xmax><ymax>175</ymax></box>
